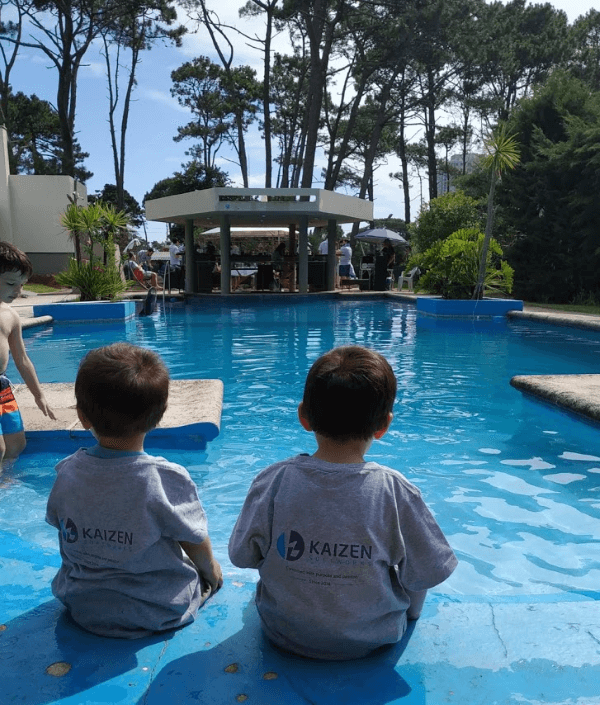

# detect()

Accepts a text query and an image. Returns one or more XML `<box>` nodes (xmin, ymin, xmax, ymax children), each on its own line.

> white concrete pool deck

<box><xmin>2</xmin><ymin>290</ymin><xmax>599</xmax><ymax>704</ymax></box>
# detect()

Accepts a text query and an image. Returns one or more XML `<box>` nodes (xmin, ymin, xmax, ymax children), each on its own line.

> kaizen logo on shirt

<box><xmin>277</xmin><ymin>530</ymin><xmax>374</xmax><ymax>563</ymax></box>
<box><xmin>277</xmin><ymin>530</ymin><xmax>305</xmax><ymax>561</ymax></box>
<box><xmin>59</xmin><ymin>518</ymin><xmax>78</xmax><ymax>544</ymax></box>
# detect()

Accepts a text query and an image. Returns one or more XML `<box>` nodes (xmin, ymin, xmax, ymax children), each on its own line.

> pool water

<box><xmin>2</xmin><ymin>297</ymin><xmax>600</xmax><ymax>604</ymax></box>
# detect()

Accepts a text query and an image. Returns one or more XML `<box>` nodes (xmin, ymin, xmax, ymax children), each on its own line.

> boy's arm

<box><xmin>180</xmin><ymin>537</ymin><xmax>223</xmax><ymax>593</ymax></box>
<box><xmin>8</xmin><ymin>315</ymin><xmax>56</xmax><ymax>419</ymax></box>
<box><xmin>228</xmin><ymin>474</ymin><xmax>274</xmax><ymax>568</ymax></box>
<box><xmin>406</xmin><ymin>588</ymin><xmax>428</xmax><ymax>620</ymax></box>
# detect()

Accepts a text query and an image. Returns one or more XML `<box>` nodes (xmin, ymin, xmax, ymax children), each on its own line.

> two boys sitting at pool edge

<box><xmin>46</xmin><ymin>341</ymin><xmax>456</xmax><ymax>658</ymax></box>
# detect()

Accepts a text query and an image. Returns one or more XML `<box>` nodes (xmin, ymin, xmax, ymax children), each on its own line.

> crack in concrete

<box><xmin>490</xmin><ymin>605</ymin><xmax>508</xmax><ymax>659</ymax></box>
<box><xmin>140</xmin><ymin>639</ymin><xmax>170</xmax><ymax>705</ymax></box>
<box><xmin>586</xmin><ymin>629</ymin><xmax>600</xmax><ymax>647</ymax></box>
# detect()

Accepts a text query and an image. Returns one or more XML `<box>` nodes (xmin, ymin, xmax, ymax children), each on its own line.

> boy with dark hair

<box><xmin>0</xmin><ymin>241</ymin><xmax>55</xmax><ymax>467</ymax></box>
<box><xmin>229</xmin><ymin>345</ymin><xmax>457</xmax><ymax>660</ymax></box>
<box><xmin>46</xmin><ymin>342</ymin><xmax>222</xmax><ymax>638</ymax></box>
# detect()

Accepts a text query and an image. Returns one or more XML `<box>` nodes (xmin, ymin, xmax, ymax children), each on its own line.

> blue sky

<box><xmin>5</xmin><ymin>0</ymin><xmax>596</xmax><ymax>243</ymax></box>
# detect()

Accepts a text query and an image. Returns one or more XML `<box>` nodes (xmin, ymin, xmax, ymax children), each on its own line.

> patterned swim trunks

<box><xmin>0</xmin><ymin>375</ymin><xmax>24</xmax><ymax>436</ymax></box>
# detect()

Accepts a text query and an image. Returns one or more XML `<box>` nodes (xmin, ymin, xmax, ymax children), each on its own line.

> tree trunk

<box><xmin>262</xmin><ymin>9</ymin><xmax>273</xmax><ymax>187</ymax></box>
<box><xmin>300</xmin><ymin>0</ymin><xmax>342</xmax><ymax>188</ymax></box>
<box><xmin>473</xmin><ymin>170</ymin><xmax>497</xmax><ymax>300</ymax></box>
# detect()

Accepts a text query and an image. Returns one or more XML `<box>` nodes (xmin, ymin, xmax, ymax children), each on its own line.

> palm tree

<box><xmin>472</xmin><ymin>124</ymin><xmax>520</xmax><ymax>300</ymax></box>
<box><xmin>97</xmin><ymin>203</ymin><xmax>129</xmax><ymax>267</ymax></box>
<box><xmin>60</xmin><ymin>202</ymin><xmax>85</xmax><ymax>264</ymax></box>
<box><xmin>57</xmin><ymin>202</ymin><xmax>130</xmax><ymax>301</ymax></box>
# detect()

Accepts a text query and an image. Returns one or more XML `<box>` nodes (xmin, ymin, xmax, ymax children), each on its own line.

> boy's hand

<box><xmin>201</xmin><ymin>558</ymin><xmax>223</xmax><ymax>593</ymax></box>
<box><xmin>180</xmin><ymin>539</ymin><xmax>223</xmax><ymax>594</ymax></box>
<box><xmin>35</xmin><ymin>395</ymin><xmax>57</xmax><ymax>420</ymax></box>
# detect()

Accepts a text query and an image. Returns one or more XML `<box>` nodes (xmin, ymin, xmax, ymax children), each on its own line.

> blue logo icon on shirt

<box><xmin>59</xmin><ymin>518</ymin><xmax>78</xmax><ymax>544</ymax></box>
<box><xmin>277</xmin><ymin>530</ymin><xmax>305</xmax><ymax>561</ymax></box>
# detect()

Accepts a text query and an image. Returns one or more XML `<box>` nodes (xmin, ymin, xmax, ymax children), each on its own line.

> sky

<box><xmin>5</xmin><ymin>0</ymin><xmax>597</xmax><ymax>243</ymax></box>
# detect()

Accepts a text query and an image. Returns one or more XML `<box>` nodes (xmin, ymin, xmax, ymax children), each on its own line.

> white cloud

<box><xmin>80</xmin><ymin>61</ymin><xmax>105</xmax><ymax>79</ymax></box>
<box><xmin>141</xmin><ymin>88</ymin><xmax>188</xmax><ymax>112</ymax></box>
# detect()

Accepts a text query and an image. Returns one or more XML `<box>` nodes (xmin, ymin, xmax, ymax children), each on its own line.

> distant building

<box><xmin>437</xmin><ymin>152</ymin><xmax>481</xmax><ymax>195</ymax></box>
<box><xmin>0</xmin><ymin>126</ymin><xmax>87</xmax><ymax>274</ymax></box>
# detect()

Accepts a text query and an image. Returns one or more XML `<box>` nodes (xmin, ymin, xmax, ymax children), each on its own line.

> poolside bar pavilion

<box><xmin>144</xmin><ymin>187</ymin><xmax>373</xmax><ymax>294</ymax></box>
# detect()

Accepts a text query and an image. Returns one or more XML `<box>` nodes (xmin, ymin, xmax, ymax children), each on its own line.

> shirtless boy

<box><xmin>0</xmin><ymin>242</ymin><xmax>56</xmax><ymax>466</ymax></box>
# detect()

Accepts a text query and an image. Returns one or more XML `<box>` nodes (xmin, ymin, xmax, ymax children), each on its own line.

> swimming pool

<box><xmin>3</xmin><ymin>297</ymin><xmax>599</xmax><ymax>605</ymax></box>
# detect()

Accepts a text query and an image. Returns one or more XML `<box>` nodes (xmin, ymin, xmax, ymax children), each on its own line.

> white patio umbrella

<box><xmin>355</xmin><ymin>228</ymin><xmax>408</xmax><ymax>246</ymax></box>
<box><xmin>123</xmin><ymin>237</ymin><xmax>142</xmax><ymax>252</ymax></box>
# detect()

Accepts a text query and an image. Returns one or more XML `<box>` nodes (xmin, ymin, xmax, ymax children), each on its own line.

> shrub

<box><xmin>55</xmin><ymin>258</ymin><xmax>126</xmax><ymax>301</ymax></box>
<box><xmin>411</xmin><ymin>228</ymin><xmax>513</xmax><ymax>299</ymax></box>
<box><xmin>57</xmin><ymin>203</ymin><xmax>129</xmax><ymax>301</ymax></box>
<box><xmin>409</xmin><ymin>191</ymin><xmax>482</xmax><ymax>254</ymax></box>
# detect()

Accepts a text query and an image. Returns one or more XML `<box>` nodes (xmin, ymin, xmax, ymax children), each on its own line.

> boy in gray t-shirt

<box><xmin>229</xmin><ymin>345</ymin><xmax>457</xmax><ymax>660</ymax></box>
<box><xmin>46</xmin><ymin>343</ymin><xmax>222</xmax><ymax>638</ymax></box>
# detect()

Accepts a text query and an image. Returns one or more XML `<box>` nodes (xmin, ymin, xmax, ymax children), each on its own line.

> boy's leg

<box><xmin>2</xmin><ymin>431</ymin><xmax>26</xmax><ymax>462</ymax></box>
<box><xmin>0</xmin><ymin>383</ymin><xmax>25</xmax><ymax>465</ymax></box>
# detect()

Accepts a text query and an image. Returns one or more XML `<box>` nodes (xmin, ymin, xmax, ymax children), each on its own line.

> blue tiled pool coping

<box><xmin>32</xmin><ymin>300</ymin><xmax>136</xmax><ymax>322</ymax></box>
<box><xmin>417</xmin><ymin>297</ymin><xmax>523</xmax><ymax>317</ymax></box>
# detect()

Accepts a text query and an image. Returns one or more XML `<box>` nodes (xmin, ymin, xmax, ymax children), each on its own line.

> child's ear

<box><xmin>76</xmin><ymin>407</ymin><xmax>92</xmax><ymax>429</ymax></box>
<box><xmin>373</xmin><ymin>412</ymin><xmax>393</xmax><ymax>440</ymax></box>
<box><xmin>297</xmin><ymin>402</ymin><xmax>312</xmax><ymax>432</ymax></box>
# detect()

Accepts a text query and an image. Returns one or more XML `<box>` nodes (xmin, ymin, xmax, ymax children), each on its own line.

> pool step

<box><xmin>511</xmin><ymin>374</ymin><xmax>600</xmax><ymax>424</ymax></box>
<box><xmin>12</xmin><ymin>380</ymin><xmax>224</xmax><ymax>443</ymax></box>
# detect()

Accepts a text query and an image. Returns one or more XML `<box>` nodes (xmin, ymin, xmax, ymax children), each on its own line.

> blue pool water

<box><xmin>2</xmin><ymin>297</ymin><xmax>600</xmax><ymax>604</ymax></box>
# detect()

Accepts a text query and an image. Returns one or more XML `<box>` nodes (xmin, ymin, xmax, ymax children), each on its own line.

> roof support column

<box><xmin>184</xmin><ymin>218</ymin><xmax>195</xmax><ymax>293</ymax></box>
<box><xmin>220</xmin><ymin>215</ymin><xmax>231</xmax><ymax>295</ymax></box>
<box><xmin>326</xmin><ymin>219</ymin><xmax>337</xmax><ymax>291</ymax></box>
<box><xmin>298</xmin><ymin>216</ymin><xmax>308</xmax><ymax>294</ymax></box>
<box><xmin>288</xmin><ymin>224</ymin><xmax>296</xmax><ymax>292</ymax></box>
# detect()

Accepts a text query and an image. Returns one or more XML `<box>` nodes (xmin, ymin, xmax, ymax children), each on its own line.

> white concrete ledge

<box><xmin>508</xmin><ymin>309</ymin><xmax>600</xmax><ymax>331</ymax></box>
<box><xmin>21</xmin><ymin>315</ymin><xmax>53</xmax><ymax>329</ymax></box>
<box><xmin>510</xmin><ymin>374</ymin><xmax>600</xmax><ymax>423</ymax></box>
<box><xmin>13</xmin><ymin>379</ymin><xmax>223</xmax><ymax>442</ymax></box>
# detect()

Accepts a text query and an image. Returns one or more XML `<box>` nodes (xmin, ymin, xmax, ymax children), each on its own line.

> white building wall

<box><xmin>10</xmin><ymin>176</ymin><xmax>84</xmax><ymax>253</ymax></box>
<box><xmin>0</xmin><ymin>126</ymin><xmax>88</xmax><ymax>274</ymax></box>
<box><xmin>0</xmin><ymin>126</ymin><xmax>14</xmax><ymax>243</ymax></box>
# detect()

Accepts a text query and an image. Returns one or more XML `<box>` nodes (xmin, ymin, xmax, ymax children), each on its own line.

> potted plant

<box><xmin>406</xmin><ymin>125</ymin><xmax>522</xmax><ymax>317</ymax></box>
<box><xmin>56</xmin><ymin>203</ymin><xmax>128</xmax><ymax>302</ymax></box>
<box><xmin>409</xmin><ymin>227</ymin><xmax>521</xmax><ymax>316</ymax></box>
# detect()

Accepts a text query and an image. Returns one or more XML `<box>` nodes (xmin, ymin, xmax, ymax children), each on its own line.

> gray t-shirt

<box><xmin>46</xmin><ymin>448</ymin><xmax>210</xmax><ymax>638</ymax></box>
<box><xmin>229</xmin><ymin>454</ymin><xmax>457</xmax><ymax>659</ymax></box>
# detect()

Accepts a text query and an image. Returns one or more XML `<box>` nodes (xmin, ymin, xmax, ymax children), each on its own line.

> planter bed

<box><xmin>32</xmin><ymin>300</ymin><xmax>136</xmax><ymax>323</ymax></box>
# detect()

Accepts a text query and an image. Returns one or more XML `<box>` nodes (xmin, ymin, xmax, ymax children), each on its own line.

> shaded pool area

<box><xmin>1</xmin><ymin>297</ymin><xmax>600</xmax><ymax>704</ymax></box>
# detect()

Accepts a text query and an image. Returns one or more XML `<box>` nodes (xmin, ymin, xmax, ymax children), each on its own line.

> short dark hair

<box><xmin>75</xmin><ymin>343</ymin><xmax>169</xmax><ymax>438</ymax></box>
<box><xmin>302</xmin><ymin>346</ymin><xmax>396</xmax><ymax>441</ymax></box>
<box><xmin>0</xmin><ymin>242</ymin><xmax>33</xmax><ymax>278</ymax></box>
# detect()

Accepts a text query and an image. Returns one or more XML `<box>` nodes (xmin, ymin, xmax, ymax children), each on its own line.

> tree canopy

<box><xmin>501</xmin><ymin>71</ymin><xmax>600</xmax><ymax>303</ymax></box>
<box><xmin>143</xmin><ymin>160</ymin><xmax>230</xmax><ymax>202</ymax></box>
<box><xmin>4</xmin><ymin>0</ymin><xmax>600</xmax><ymax>302</ymax></box>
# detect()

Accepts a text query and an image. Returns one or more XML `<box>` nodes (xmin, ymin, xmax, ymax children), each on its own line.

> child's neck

<box><xmin>312</xmin><ymin>435</ymin><xmax>372</xmax><ymax>464</ymax></box>
<box><xmin>96</xmin><ymin>434</ymin><xmax>146</xmax><ymax>452</ymax></box>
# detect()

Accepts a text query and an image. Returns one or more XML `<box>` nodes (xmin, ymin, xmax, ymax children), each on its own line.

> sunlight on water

<box><xmin>1</xmin><ymin>298</ymin><xmax>600</xmax><ymax>601</ymax></box>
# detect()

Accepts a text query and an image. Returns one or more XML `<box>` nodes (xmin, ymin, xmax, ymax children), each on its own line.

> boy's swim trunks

<box><xmin>0</xmin><ymin>375</ymin><xmax>24</xmax><ymax>435</ymax></box>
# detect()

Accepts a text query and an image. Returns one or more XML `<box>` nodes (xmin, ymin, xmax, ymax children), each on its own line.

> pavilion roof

<box><xmin>144</xmin><ymin>187</ymin><xmax>373</xmax><ymax>229</ymax></box>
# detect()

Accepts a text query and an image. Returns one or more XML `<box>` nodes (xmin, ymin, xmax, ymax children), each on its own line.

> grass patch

<box><xmin>524</xmin><ymin>302</ymin><xmax>600</xmax><ymax>315</ymax></box>
<box><xmin>23</xmin><ymin>283</ymin><xmax>63</xmax><ymax>294</ymax></box>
